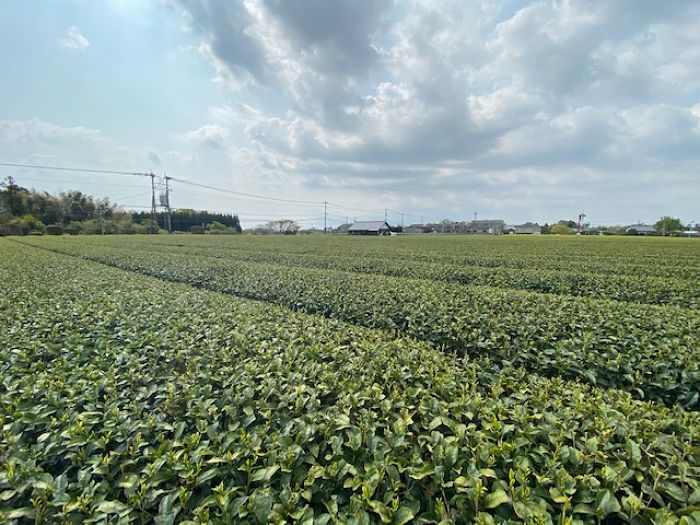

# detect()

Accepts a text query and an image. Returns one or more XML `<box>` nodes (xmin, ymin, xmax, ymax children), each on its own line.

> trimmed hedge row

<box><xmin>19</xmin><ymin>238</ymin><xmax>700</xmax><ymax>409</ymax></box>
<box><xmin>1</xmin><ymin>240</ymin><xmax>699</xmax><ymax>524</ymax></box>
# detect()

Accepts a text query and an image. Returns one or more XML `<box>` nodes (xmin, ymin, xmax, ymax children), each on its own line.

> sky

<box><xmin>1</xmin><ymin>0</ymin><xmax>699</xmax><ymax>228</ymax></box>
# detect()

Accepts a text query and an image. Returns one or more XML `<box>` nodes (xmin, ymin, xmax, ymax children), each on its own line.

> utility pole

<box><xmin>98</xmin><ymin>206</ymin><xmax>105</xmax><ymax>235</ymax></box>
<box><xmin>5</xmin><ymin>176</ymin><xmax>16</xmax><ymax>215</ymax></box>
<box><xmin>324</xmin><ymin>201</ymin><xmax>327</xmax><ymax>234</ymax></box>
<box><xmin>150</xmin><ymin>172</ymin><xmax>157</xmax><ymax>234</ymax></box>
<box><xmin>400</xmin><ymin>213</ymin><xmax>404</xmax><ymax>229</ymax></box>
<box><xmin>384</xmin><ymin>208</ymin><xmax>388</xmax><ymax>222</ymax></box>
<box><xmin>164</xmin><ymin>176</ymin><xmax>172</xmax><ymax>234</ymax></box>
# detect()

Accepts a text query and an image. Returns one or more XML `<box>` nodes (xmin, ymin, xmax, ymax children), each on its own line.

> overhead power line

<box><xmin>325</xmin><ymin>201</ymin><xmax>384</xmax><ymax>214</ymax></box>
<box><xmin>0</xmin><ymin>160</ymin><xmax>436</xmax><ymax>225</ymax></box>
<box><xmin>0</xmin><ymin>162</ymin><xmax>151</xmax><ymax>178</ymax></box>
<box><xmin>172</xmin><ymin>189</ymin><xmax>320</xmax><ymax>209</ymax></box>
<box><xmin>115</xmin><ymin>191</ymin><xmax>153</xmax><ymax>202</ymax></box>
<box><xmin>10</xmin><ymin>176</ymin><xmax>144</xmax><ymax>189</ymax></box>
<box><xmin>166</xmin><ymin>176</ymin><xmax>321</xmax><ymax>206</ymax></box>
<box><xmin>1</xmin><ymin>161</ymin><xmax>321</xmax><ymax>206</ymax></box>
<box><xmin>387</xmin><ymin>208</ymin><xmax>427</xmax><ymax>221</ymax></box>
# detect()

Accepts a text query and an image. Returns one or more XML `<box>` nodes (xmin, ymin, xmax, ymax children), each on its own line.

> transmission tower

<box><xmin>149</xmin><ymin>172</ymin><xmax>158</xmax><ymax>233</ymax></box>
<box><xmin>577</xmin><ymin>211</ymin><xmax>586</xmax><ymax>234</ymax></box>
<box><xmin>162</xmin><ymin>176</ymin><xmax>173</xmax><ymax>233</ymax></box>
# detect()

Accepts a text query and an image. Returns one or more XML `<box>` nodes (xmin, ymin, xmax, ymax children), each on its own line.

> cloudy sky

<box><xmin>1</xmin><ymin>0</ymin><xmax>699</xmax><ymax>227</ymax></box>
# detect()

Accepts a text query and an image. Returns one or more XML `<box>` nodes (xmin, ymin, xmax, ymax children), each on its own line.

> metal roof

<box><xmin>470</xmin><ymin>219</ymin><xmax>505</xmax><ymax>224</ymax></box>
<box><xmin>348</xmin><ymin>221</ymin><xmax>390</xmax><ymax>232</ymax></box>
<box><xmin>626</xmin><ymin>224</ymin><xmax>656</xmax><ymax>232</ymax></box>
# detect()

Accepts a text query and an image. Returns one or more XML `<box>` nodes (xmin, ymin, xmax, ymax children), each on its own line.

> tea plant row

<box><xmin>19</xmin><ymin>238</ymin><xmax>700</xmax><ymax>409</ymax></box>
<box><xmin>1</xmin><ymin>240</ymin><xmax>699</xmax><ymax>524</ymax></box>
<box><xmin>110</xmin><ymin>241</ymin><xmax>698</xmax><ymax>308</ymax></box>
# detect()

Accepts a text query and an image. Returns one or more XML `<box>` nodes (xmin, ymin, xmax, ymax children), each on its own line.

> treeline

<box><xmin>131</xmin><ymin>210</ymin><xmax>241</xmax><ymax>233</ymax></box>
<box><xmin>0</xmin><ymin>177</ymin><xmax>120</xmax><ymax>224</ymax></box>
<box><xmin>0</xmin><ymin>177</ymin><xmax>241</xmax><ymax>235</ymax></box>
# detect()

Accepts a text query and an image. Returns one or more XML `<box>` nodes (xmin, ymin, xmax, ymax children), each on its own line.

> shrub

<box><xmin>46</xmin><ymin>224</ymin><xmax>64</xmax><ymax>235</ymax></box>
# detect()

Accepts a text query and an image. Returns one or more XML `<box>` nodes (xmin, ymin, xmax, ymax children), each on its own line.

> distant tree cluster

<box><xmin>540</xmin><ymin>216</ymin><xmax>693</xmax><ymax>236</ymax></box>
<box><xmin>654</xmin><ymin>216</ymin><xmax>684</xmax><ymax>235</ymax></box>
<box><xmin>0</xmin><ymin>177</ymin><xmax>242</xmax><ymax>235</ymax></box>
<box><xmin>248</xmin><ymin>220</ymin><xmax>300</xmax><ymax>235</ymax></box>
<box><xmin>0</xmin><ymin>176</ymin><xmax>128</xmax><ymax>234</ymax></box>
<box><xmin>131</xmin><ymin>209</ymin><xmax>242</xmax><ymax>233</ymax></box>
<box><xmin>549</xmin><ymin>223</ymin><xmax>574</xmax><ymax>235</ymax></box>
<box><xmin>0</xmin><ymin>176</ymin><xmax>121</xmax><ymax>223</ymax></box>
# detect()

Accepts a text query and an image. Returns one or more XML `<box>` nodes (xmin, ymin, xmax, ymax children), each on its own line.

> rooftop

<box><xmin>348</xmin><ymin>221</ymin><xmax>390</xmax><ymax>232</ymax></box>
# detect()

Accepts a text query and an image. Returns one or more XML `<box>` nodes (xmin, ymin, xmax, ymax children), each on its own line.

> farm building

<box><xmin>625</xmin><ymin>224</ymin><xmax>656</xmax><ymax>235</ymax></box>
<box><xmin>348</xmin><ymin>221</ymin><xmax>391</xmax><ymax>236</ymax></box>
<box><xmin>403</xmin><ymin>224</ymin><xmax>426</xmax><ymax>234</ymax></box>
<box><xmin>467</xmin><ymin>219</ymin><xmax>505</xmax><ymax>234</ymax></box>
<box><xmin>416</xmin><ymin>221</ymin><xmax>471</xmax><ymax>234</ymax></box>
<box><xmin>505</xmin><ymin>222</ymin><xmax>542</xmax><ymax>234</ymax></box>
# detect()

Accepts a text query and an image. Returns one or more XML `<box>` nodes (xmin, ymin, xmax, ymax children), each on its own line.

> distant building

<box><xmin>420</xmin><ymin>221</ymin><xmax>469</xmax><ymax>234</ymax></box>
<box><xmin>348</xmin><ymin>221</ymin><xmax>391</xmax><ymax>236</ymax></box>
<box><xmin>513</xmin><ymin>222</ymin><xmax>542</xmax><ymax>234</ymax></box>
<box><xmin>454</xmin><ymin>221</ymin><xmax>469</xmax><ymax>233</ymax></box>
<box><xmin>424</xmin><ymin>223</ymin><xmax>444</xmax><ymax>233</ymax></box>
<box><xmin>404</xmin><ymin>220</ymin><xmax>513</xmax><ymax>234</ymax></box>
<box><xmin>467</xmin><ymin>219</ymin><xmax>505</xmax><ymax>234</ymax></box>
<box><xmin>403</xmin><ymin>224</ymin><xmax>426</xmax><ymax>234</ymax></box>
<box><xmin>625</xmin><ymin>224</ymin><xmax>656</xmax><ymax>235</ymax></box>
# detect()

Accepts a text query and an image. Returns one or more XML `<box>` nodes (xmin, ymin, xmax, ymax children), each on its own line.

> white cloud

<box><xmin>162</xmin><ymin>1</ymin><xmax>700</xmax><ymax>221</ymax></box>
<box><xmin>0</xmin><ymin>119</ymin><xmax>109</xmax><ymax>150</ymax></box>
<box><xmin>60</xmin><ymin>26</ymin><xmax>90</xmax><ymax>51</ymax></box>
<box><xmin>0</xmin><ymin>118</ymin><xmax>194</xmax><ymax>179</ymax></box>
<box><xmin>177</xmin><ymin>124</ymin><xmax>229</xmax><ymax>148</ymax></box>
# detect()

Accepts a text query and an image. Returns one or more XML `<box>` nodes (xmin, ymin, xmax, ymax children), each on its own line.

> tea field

<box><xmin>1</xmin><ymin>235</ymin><xmax>699</xmax><ymax>524</ymax></box>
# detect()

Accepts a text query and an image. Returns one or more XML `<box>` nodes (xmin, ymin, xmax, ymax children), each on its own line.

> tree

<box><xmin>250</xmin><ymin>223</ymin><xmax>270</xmax><ymax>234</ymax></box>
<box><xmin>655</xmin><ymin>216</ymin><xmax>683</xmax><ymax>235</ymax></box>
<box><xmin>207</xmin><ymin>220</ymin><xmax>228</xmax><ymax>232</ymax></box>
<box><xmin>18</xmin><ymin>214</ymin><xmax>45</xmax><ymax>234</ymax></box>
<box><xmin>231</xmin><ymin>214</ymin><xmax>242</xmax><ymax>233</ymax></box>
<box><xmin>440</xmin><ymin>218</ymin><xmax>453</xmax><ymax>233</ymax></box>
<box><xmin>207</xmin><ymin>220</ymin><xmax>238</xmax><ymax>234</ymax></box>
<box><xmin>550</xmin><ymin>224</ymin><xmax>573</xmax><ymax>235</ymax></box>
<box><xmin>135</xmin><ymin>209</ymin><xmax>242</xmax><ymax>233</ymax></box>
<box><xmin>0</xmin><ymin>176</ymin><xmax>28</xmax><ymax>216</ymax></box>
<box><xmin>272</xmin><ymin>220</ymin><xmax>299</xmax><ymax>235</ymax></box>
<box><xmin>59</xmin><ymin>190</ymin><xmax>97</xmax><ymax>223</ymax></box>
